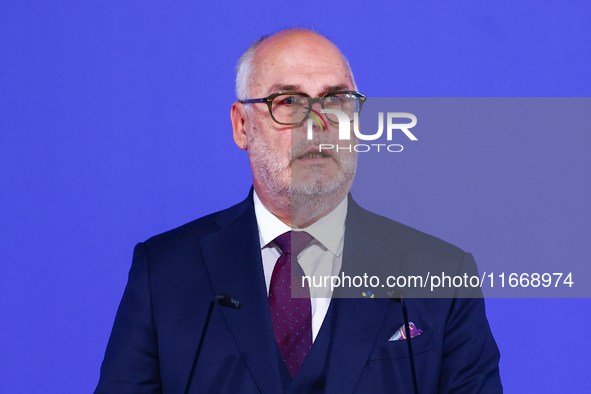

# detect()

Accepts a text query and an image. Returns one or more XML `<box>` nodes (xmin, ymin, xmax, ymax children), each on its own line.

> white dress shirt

<box><xmin>253</xmin><ymin>191</ymin><xmax>347</xmax><ymax>342</ymax></box>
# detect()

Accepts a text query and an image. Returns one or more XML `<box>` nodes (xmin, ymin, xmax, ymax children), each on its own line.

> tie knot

<box><xmin>274</xmin><ymin>231</ymin><xmax>314</xmax><ymax>256</ymax></box>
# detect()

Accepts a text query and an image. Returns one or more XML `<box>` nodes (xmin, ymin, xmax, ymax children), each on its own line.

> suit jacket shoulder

<box><xmin>142</xmin><ymin>194</ymin><xmax>252</xmax><ymax>257</ymax></box>
<box><xmin>348</xmin><ymin>197</ymin><xmax>466</xmax><ymax>249</ymax></box>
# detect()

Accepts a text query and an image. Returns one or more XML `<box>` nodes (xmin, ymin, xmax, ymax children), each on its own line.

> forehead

<box><xmin>250</xmin><ymin>32</ymin><xmax>354</xmax><ymax>97</ymax></box>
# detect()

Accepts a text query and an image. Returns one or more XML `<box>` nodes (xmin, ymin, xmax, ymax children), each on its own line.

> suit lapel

<box><xmin>324</xmin><ymin>197</ymin><xmax>405</xmax><ymax>393</ymax></box>
<box><xmin>199</xmin><ymin>194</ymin><xmax>284</xmax><ymax>393</ymax></box>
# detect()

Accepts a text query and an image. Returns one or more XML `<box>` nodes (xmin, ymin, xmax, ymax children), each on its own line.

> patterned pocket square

<box><xmin>388</xmin><ymin>322</ymin><xmax>423</xmax><ymax>341</ymax></box>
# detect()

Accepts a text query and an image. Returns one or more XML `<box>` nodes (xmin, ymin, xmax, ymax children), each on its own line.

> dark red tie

<box><xmin>269</xmin><ymin>231</ymin><xmax>314</xmax><ymax>378</ymax></box>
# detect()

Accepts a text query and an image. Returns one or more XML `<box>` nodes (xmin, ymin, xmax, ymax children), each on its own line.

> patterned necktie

<box><xmin>269</xmin><ymin>231</ymin><xmax>314</xmax><ymax>378</ymax></box>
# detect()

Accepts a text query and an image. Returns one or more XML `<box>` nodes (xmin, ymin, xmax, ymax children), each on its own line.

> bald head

<box><xmin>235</xmin><ymin>29</ymin><xmax>356</xmax><ymax>101</ymax></box>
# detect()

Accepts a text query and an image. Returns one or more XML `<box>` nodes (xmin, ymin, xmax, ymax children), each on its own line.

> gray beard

<box><xmin>289</xmin><ymin>136</ymin><xmax>357</xmax><ymax>225</ymax></box>
<box><xmin>247</xmin><ymin>123</ymin><xmax>357</xmax><ymax>226</ymax></box>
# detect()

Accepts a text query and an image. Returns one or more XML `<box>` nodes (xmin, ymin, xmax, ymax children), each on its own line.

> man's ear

<box><xmin>231</xmin><ymin>102</ymin><xmax>248</xmax><ymax>150</ymax></box>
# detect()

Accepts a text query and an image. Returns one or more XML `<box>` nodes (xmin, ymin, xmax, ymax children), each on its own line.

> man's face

<box><xmin>244</xmin><ymin>32</ymin><xmax>357</xmax><ymax>204</ymax></box>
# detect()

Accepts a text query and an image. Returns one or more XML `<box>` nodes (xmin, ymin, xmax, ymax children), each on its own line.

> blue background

<box><xmin>1</xmin><ymin>1</ymin><xmax>589</xmax><ymax>392</ymax></box>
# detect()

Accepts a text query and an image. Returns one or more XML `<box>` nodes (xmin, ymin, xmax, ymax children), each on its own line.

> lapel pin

<box><xmin>361</xmin><ymin>291</ymin><xmax>375</xmax><ymax>298</ymax></box>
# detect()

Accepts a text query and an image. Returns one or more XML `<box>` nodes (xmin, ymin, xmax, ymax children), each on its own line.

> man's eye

<box><xmin>326</xmin><ymin>95</ymin><xmax>342</xmax><ymax>103</ymax></box>
<box><xmin>277</xmin><ymin>96</ymin><xmax>298</xmax><ymax>105</ymax></box>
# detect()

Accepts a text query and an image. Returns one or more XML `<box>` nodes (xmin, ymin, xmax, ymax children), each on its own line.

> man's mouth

<box><xmin>298</xmin><ymin>152</ymin><xmax>330</xmax><ymax>160</ymax></box>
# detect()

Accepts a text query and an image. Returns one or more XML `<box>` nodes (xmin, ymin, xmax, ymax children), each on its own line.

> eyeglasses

<box><xmin>238</xmin><ymin>91</ymin><xmax>367</xmax><ymax>126</ymax></box>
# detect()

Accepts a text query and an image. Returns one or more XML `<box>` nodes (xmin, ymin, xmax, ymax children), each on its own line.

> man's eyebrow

<box><xmin>324</xmin><ymin>84</ymin><xmax>350</xmax><ymax>93</ymax></box>
<box><xmin>269</xmin><ymin>84</ymin><xmax>300</xmax><ymax>93</ymax></box>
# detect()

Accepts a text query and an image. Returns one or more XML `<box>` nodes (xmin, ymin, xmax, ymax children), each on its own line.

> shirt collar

<box><xmin>253</xmin><ymin>190</ymin><xmax>347</xmax><ymax>257</ymax></box>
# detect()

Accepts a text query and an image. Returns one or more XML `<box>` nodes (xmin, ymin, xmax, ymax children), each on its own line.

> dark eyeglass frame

<box><xmin>238</xmin><ymin>91</ymin><xmax>367</xmax><ymax>126</ymax></box>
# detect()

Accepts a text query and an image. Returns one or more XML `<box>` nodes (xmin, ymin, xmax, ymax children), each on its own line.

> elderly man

<box><xmin>97</xmin><ymin>29</ymin><xmax>502</xmax><ymax>393</ymax></box>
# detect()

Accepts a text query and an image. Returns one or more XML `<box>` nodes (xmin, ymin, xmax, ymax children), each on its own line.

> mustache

<box><xmin>290</xmin><ymin>136</ymin><xmax>340</xmax><ymax>161</ymax></box>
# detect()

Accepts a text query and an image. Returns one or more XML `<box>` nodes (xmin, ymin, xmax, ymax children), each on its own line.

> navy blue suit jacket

<box><xmin>96</xmin><ymin>192</ymin><xmax>502</xmax><ymax>393</ymax></box>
